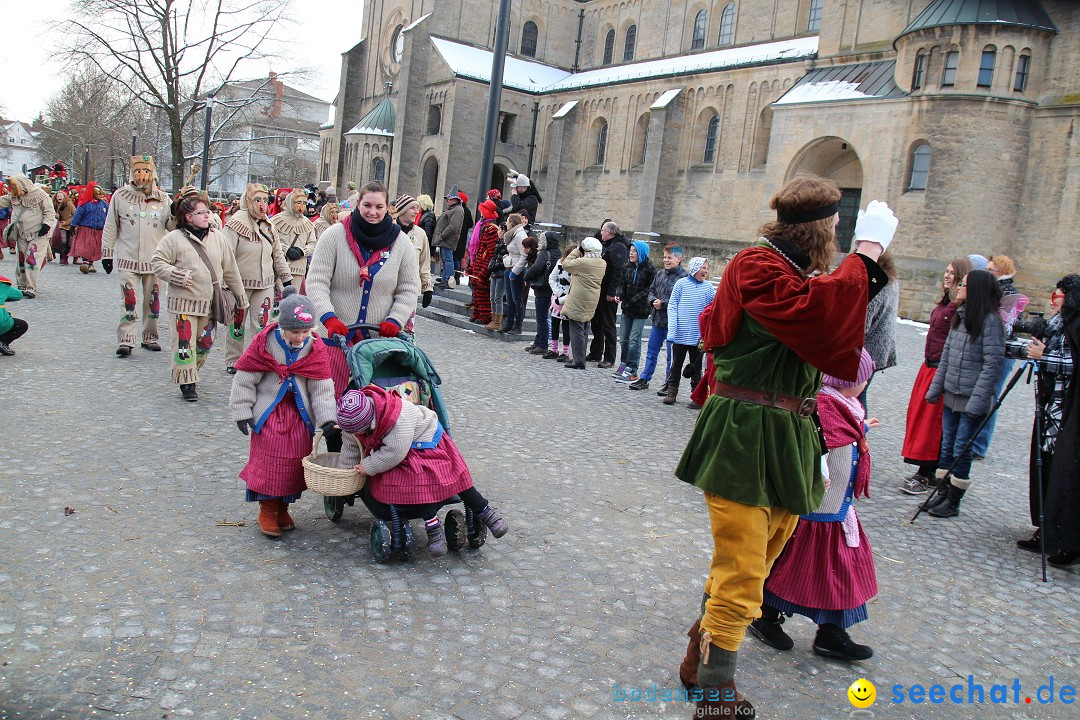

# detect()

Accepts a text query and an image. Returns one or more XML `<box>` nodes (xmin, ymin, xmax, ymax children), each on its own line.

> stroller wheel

<box><xmin>444</xmin><ymin>509</ymin><xmax>467</xmax><ymax>551</ymax></box>
<box><xmin>371</xmin><ymin>520</ymin><xmax>393</xmax><ymax>563</ymax></box>
<box><xmin>398</xmin><ymin>522</ymin><xmax>415</xmax><ymax>562</ymax></box>
<box><xmin>467</xmin><ymin>510</ymin><xmax>487</xmax><ymax>549</ymax></box>
<box><xmin>324</xmin><ymin>495</ymin><xmax>345</xmax><ymax>522</ymax></box>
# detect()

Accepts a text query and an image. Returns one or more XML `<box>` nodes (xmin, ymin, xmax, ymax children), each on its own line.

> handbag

<box><xmin>185</xmin><ymin>233</ymin><xmax>229</xmax><ymax>324</ymax></box>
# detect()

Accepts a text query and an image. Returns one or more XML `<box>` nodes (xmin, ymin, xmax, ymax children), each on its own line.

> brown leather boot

<box><xmin>663</xmin><ymin>385</ymin><xmax>678</xmax><ymax>405</ymax></box>
<box><xmin>484</xmin><ymin>313</ymin><xmax>502</xmax><ymax>331</ymax></box>
<box><xmin>277</xmin><ymin>500</ymin><xmax>296</xmax><ymax>531</ymax></box>
<box><xmin>693</xmin><ymin>680</ymin><xmax>755</xmax><ymax>718</ymax></box>
<box><xmin>258</xmin><ymin>500</ymin><xmax>282</xmax><ymax>537</ymax></box>
<box><xmin>679</xmin><ymin>619</ymin><xmax>701</xmax><ymax>690</ymax></box>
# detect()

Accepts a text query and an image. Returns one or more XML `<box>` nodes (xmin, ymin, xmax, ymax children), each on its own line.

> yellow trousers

<box><xmin>700</xmin><ymin>492</ymin><xmax>798</xmax><ymax>652</ymax></box>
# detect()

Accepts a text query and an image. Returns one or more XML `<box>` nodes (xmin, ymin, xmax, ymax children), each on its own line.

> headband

<box><xmin>777</xmin><ymin>201</ymin><xmax>839</xmax><ymax>225</ymax></box>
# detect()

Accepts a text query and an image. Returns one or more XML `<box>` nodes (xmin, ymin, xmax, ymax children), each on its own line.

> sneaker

<box><xmin>656</xmin><ymin>383</ymin><xmax>670</xmax><ymax>397</ymax></box>
<box><xmin>477</xmin><ymin>506</ymin><xmax>507</xmax><ymax>538</ymax></box>
<box><xmin>0</xmin><ymin>342</ymin><xmax>14</xmax><ymax>356</ymax></box>
<box><xmin>426</xmin><ymin>519</ymin><xmax>448</xmax><ymax>557</ymax></box>
<box><xmin>749</xmin><ymin>617</ymin><xmax>794</xmax><ymax>651</ymax></box>
<box><xmin>614</xmin><ymin>369</ymin><xmax>634</xmax><ymax>383</ymax></box>
<box><xmin>629</xmin><ymin>378</ymin><xmax>650</xmax><ymax>390</ymax></box>
<box><xmin>900</xmin><ymin>474</ymin><xmax>930</xmax><ymax>496</ymax></box>
<box><xmin>597</xmin><ymin>360</ymin><xmax>614</xmax><ymax>369</ymax></box>
<box><xmin>226</xmin><ymin>366</ymin><xmax>237</xmax><ymax>375</ymax></box>
<box><xmin>541</xmin><ymin>350</ymin><xmax>559</xmax><ymax>359</ymax></box>
<box><xmin>611</xmin><ymin>363</ymin><xmax>626</xmax><ymax>378</ymax></box>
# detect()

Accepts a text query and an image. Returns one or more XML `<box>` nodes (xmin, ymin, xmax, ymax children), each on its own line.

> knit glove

<box><xmin>422</xmin><ymin>290</ymin><xmax>433</xmax><ymax>308</ymax></box>
<box><xmin>38</xmin><ymin>225</ymin><xmax>51</xmax><ymax>237</ymax></box>
<box><xmin>323</xmin><ymin>316</ymin><xmax>349</xmax><ymax>341</ymax></box>
<box><xmin>853</xmin><ymin>200</ymin><xmax>898</xmax><ymax>252</ymax></box>
<box><xmin>101</xmin><ymin>259</ymin><xmax>113</xmax><ymax>274</ymax></box>
<box><xmin>285</xmin><ymin>246</ymin><xmax>304</xmax><ymax>261</ymax></box>
<box><xmin>236</xmin><ymin>419</ymin><xmax>254</xmax><ymax>436</ymax></box>
<box><xmin>379</xmin><ymin>319</ymin><xmax>401</xmax><ymax>338</ymax></box>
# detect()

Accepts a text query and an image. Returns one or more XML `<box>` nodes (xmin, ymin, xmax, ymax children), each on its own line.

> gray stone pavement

<box><xmin>0</xmin><ymin>265</ymin><xmax>1077</xmax><ymax>720</ymax></box>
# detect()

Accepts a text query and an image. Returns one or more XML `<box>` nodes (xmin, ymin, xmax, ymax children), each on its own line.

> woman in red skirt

<box><xmin>749</xmin><ymin>349</ymin><xmax>879</xmax><ymax>660</ymax></box>
<box><xmin>898</xmin><ymin>257</ymin><xmax>973</xmax><ymax>494</ymax></box>
<box><xmin>468</xmin><ymin>200</ymin><xmax>500</xmax><ymax>325</ymax></box>
<box><xmin>70</xmin><ymin>184</ymin><xmax>110</xmax><ymax>273</ymax></box>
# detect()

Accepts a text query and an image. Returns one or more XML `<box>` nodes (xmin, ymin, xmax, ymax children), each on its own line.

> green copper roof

<box><xmin>900</xmin><ymin>0</ymin><xmax>1057</xmax><ymax>37</ymax></box>
<box><xmin>345</xmin><ymin>98</ymin><xmax>396</xmax><ymax>137</ymax></box>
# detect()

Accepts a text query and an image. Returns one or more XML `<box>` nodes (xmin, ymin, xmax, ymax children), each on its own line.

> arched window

<box><xmin>908</xmin><ymin>144</ymin><xmax>931</xmax><ymax>191</ymax></box>
<box><xmin>1014</xmin><ymin>52</ymin><xmax>1031</xmax><ymax>92</ymax></box>
<box><xmin>692</xmin><ymin>10</ymin><xmax>707</xmax><ymax>50</ymax></box>
<box><xmin>373</xmin><ymin>157</ymin><xmax>386</xmax><ymax>184</ymax></box>
<box><xmin>595</xmin><ymin>121</ymin><xmax>608</xmax><ymax>166</ymax></box>
<box><xmin>977</xmin><ymin>46</ymin><xmax>996</xmax><ymax>88</ymax></box>
<box><xmin>807</xmin><ymin>0</ymin><xmax>823</xmax><ymax>32</ymax></box>
<box><xmin>941</xmin><ymin>50</ymin><xmax>959</xmax><ymax>86</ymax></box>
<box><xmin>911</xmin><ymin>51</ymin><xmax>926</xmax><ymax>90</ymax></box>
<box><xmin>426</xmin><ymin>105</ymin><xmax>441</xmax><ymax>135</ymax></box>
<box><xmin>624</xmin><ymin>25</ymin><xmax>637</xmax><ymax>62</ymax></box>
<box><xmin>631</xmin><ymin>113</ymin><xmax>650</xmax><ymax>167</ymax></box>
<box><xmin>521</xmin><ymin>21</ymin><xmax>538</xmax><ymax>58</ymax></box>
<box><xmin>603</xmin><ymin>29</ymin><xmax>616</xmax><ymax>65</ymax></box>
<box><xmin>703</xmin><ymin>114</ymin><xmax>720</xmax><ymax>163</ymax></box>
<box><xmin>718</xmin><ymin>4</ymin><xmax>735</xmax><ymax>46</ymax></box>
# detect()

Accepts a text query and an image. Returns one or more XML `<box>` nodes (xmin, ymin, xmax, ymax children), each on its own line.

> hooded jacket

<box><xmin>620</xmin><ymin>240</ymin><xmax>656</xmax><ymax>319</ymax></box>
<box><xmin>600</xmin><ymin>233</ymin><xmax>631</xmax><ymax>298</ymax></box>
<box><xmin>510</xmin><ymin>186</ymin><xmax>541</xmax><ymax>224</ymax></box>
<box><xmin>647</xmin><ymin>264</ymin><xmax>688</xmax><ymax>329</ymax></box>
<box><xmin>524</xmin><ymin>233</ymin><xmax>555</xmax><ymax>291</ymax></box>
<box><xmin>271</xmin><ymin>190</ymin><xmax>318</xmax><ymax>277</ymax></box>
<box><xmin>0</xmin><ymin>175</ymin><xmax>57</xmax><ymax>241</ymax></box>
<box><xmin>434</xmin><ymin>202</ymin><xmax>463</xmax><ymax>251</ymax></box>
<box><xmin>224</xmin><ymin>208</ymin><xmax>292</xmax><ymax>290</ymax></box>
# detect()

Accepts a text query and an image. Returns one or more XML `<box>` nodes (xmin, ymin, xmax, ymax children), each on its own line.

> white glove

<box><xmin>854</xmin><ymin>200</ymin><xmax>898</xmax><ymax>252</ymax></box>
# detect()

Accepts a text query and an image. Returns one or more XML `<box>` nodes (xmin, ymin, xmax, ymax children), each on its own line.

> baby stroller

<box><xmin>321</xmin><ymin>323</ymin><xmax>490</xmax><ymax>562</ymax></box>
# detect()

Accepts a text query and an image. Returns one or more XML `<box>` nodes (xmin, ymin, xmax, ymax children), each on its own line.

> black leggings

<box><xmin>359</xmin><ymin>485</ymin><xmax>488</xmax><ymax>521</ymax></box>
<box><xmin>0</xmin><ymin>318</ymin><xmax>28</xmax><ymax>345</ymax></box>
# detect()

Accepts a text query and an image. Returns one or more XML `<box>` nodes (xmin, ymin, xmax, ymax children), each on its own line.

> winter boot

<box><xmin>1016</xmin><ymin>529</ymin><xmax>1041</xmax><ymax>552</ymax></box>
<box><xmin>695</xmin><ymin>641</ymin><xmax>755</xmax><ymax>719</ymax></box>
<box><xmin>927</xmin><ymin>481</ymin><xmax>966</xmax><ymax>518</ymax></box>
<box><xmin>426</xmin><ymin>518</ymin><xmax>448</xmax><ymax>557</ymax></box>
<box><xmin>484</xmin><ymin>313</ymin><xmax>502</xmax><ymax>331</ymax></box>
<box><xmin>663</xmin><ymin>385</ymin><xmax>678</xmax><ymax>405</ymax></box>
<box><xmin>812</xmin><ymin>623</ymin><xmax>873</xmax><ymax>660</ymax></box>
<box><xmin>477</xmin><ymin>506</ymin><xmax>508</xmax><ymax>537</ymax></box>
<box><xmin>748</xmin><ymin>605</ymin><xmax>793</xmax><ymax>651</ymax></box>
<box><xmin>258</xmin><ymin>501</ymin><xmax>282</xmax><ymax>538</ymax></box>
<box><xmin>678</xmin><ymin>618</ymin><xmax>702</xmax><ymax>690</ymax></box>
<box><xmin>180</xmin><ymin>383</ymin><xmax>198</xmax><ymax>401</ymax></box>
<box><xmin>277</xmin><ymin>500</ymin><xmax>296</xmax><ymax>531</ymax></box>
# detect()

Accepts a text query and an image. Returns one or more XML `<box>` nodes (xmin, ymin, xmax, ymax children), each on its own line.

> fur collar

<box><xmin>115</xmin><ymin>184</ymin><xmax>169</xmax><ymax>205</ymax></box>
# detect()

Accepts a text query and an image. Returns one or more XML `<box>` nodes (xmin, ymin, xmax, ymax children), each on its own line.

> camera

<box><xmin>1013</xmin><ymin>311</ymin><xmax>1049</xmax><ymax>339</ymax></box>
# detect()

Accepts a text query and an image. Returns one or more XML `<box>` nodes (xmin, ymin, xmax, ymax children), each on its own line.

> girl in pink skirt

<box><xmin>337</xmin><ymin>385</ymin><xmax>508</xmax><ymax>557</ymax></box>
<box><xmin>230</xmin><ymin>287</ymin><xmax>337</xmax><ymax>537</ymax></box>
<box><xmin>70</xmin><ymin>184</ymin><xmax>110</xmax><ymax>272</ymax></box>
<box><xmin>749</xmin><ymin>349</ymin><xmax>880</xmax><ymax>661</ymax></box>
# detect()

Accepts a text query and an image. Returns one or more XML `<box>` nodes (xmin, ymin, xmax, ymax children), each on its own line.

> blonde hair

<box><xmin>758</xmin><ymin>175</ymin><xmax>842</xmax><ymax>275</ymax></box>
<box><xmin>989</xmin><ymin>254</ymin><xmax>1015</xmax><ymax>276</ymax></box>
<box><xmin>416</xmin><ymin>194</ymin><xmax>434</xmax><ymax>212</ymax></box>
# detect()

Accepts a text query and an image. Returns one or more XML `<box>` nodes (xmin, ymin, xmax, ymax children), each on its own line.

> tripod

<box><xmin>910</xmin><ymin>360</ymin><xmax>1040</xmax><ymax>538</ymax></box>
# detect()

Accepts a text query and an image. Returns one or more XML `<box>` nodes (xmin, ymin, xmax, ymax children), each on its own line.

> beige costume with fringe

<box><xmin>0</xmin><ymin>175</ymin><xmax>57</xmax><ymax>296</ymax></box>
<box><xmin>271</xmin><ymin>190</ymin><xmax>317</xmax><ymax>287</ymax></box>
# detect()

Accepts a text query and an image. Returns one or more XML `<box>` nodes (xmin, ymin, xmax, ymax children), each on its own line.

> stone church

<box><xmin>320</xmin><ymin>0</ymin><xmax>1080</xmax><ymax>317</ymax></box>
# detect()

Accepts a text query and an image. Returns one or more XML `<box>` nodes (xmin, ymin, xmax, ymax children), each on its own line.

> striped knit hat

<box><xmin>337</xmin><ymin>389</ymin><xmax>375</xmax><ymax>434</ymax></box>
<box><xmin>390</xmin><ymin>194</ymin><xmax>418</xmax><ymax>219</ymax></box>
<box><xmin>822</xmin><ymin>349</ymin><xmax>875</xmax><ymax>390</ymax></box>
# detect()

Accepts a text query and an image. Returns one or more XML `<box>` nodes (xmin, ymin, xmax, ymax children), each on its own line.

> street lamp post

<box><xmin>131</xmin><ymin>128</ymin><xmax>137</xmax><ymax>156</ymax></box>
<box><xmin>200</xmin><ymin>94</ymin><xmax>215</xmax><ymax>191</ymax></box>
<box><xmin>83</xmin><ymin>144</ymin><xmax>90</xmax><ymax>185</ymax></box>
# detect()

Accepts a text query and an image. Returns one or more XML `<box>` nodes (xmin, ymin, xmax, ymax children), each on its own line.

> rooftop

<box><xmin>346</xmin><ymin>97</ymin><xmax>396</xmax><ymax>137</ymax></box>
<box><xmin>775</xmin><ymin>60</ymin><xmax>907</xmax><ymax>105</ymax></box>
<box><xmin>898</xmin><ymin>0</ymin><xmax>1057</xmax><ymax>38</ymax></box>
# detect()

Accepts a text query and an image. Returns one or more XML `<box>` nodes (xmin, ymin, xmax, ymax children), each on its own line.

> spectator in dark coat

<box><xmin>417</xmin><ymin>194</ymin><xmax>437</xmax><ymax>248</ymax></box>
<box><xmin>507</xmin><ymin>171</ymin><xmax>542</xmax><ymax>225</ymax></box>
<box><xmin>454</xmin><ymin>191</ymin><xmax>473</xmax><ymax>285</ymax></box>
<box><xmin>587</xmin><ymin>221</ymin><xmax>631</xmax><ymax>368</ymax></box>
<box><xmin>613</xmin><ymin>240</ymin><xmax>656</xmax><ymax>382</ymax></box>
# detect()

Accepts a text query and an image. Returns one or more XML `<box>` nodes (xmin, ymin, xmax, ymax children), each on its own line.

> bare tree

<box><xmin>63</xmin><ymin>0</ymin><xmax>294</xmax><ymax>189</ymax></box>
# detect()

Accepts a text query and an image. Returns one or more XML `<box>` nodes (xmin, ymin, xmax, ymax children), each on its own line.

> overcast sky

<box><xmin>2</xmin><ymin>0</ymin><xmax>358</xmax><ymax>122</ymax></box>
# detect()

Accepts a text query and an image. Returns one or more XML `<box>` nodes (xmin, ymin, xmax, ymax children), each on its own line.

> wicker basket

<box><xmin>303</xmin><ymin>429</ymin><xmax>364</xmax><ymax>496</ymax></box>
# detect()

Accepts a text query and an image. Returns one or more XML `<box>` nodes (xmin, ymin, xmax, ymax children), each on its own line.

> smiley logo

<box><xmin>848</xmin><ymin>678</ymin><xmax>876</xmax><ymax>709</ymax></box>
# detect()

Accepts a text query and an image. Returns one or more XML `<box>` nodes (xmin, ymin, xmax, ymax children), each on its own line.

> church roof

<box><xmin>899</xmin><ymin>0</ymin><xmax>1057</xmax><ymax>37</ymax></box>
<box><xmin>429</xmin><ymin>35</ymin><xmax>818</xmax><ymax>94</ymax></box>
<box><xmin>345</xmin><ymin>98</ymin><xmax>396</xmax><ymax>137</ymax></box>
<box><xmin>776</xmin><ymin>61</ymin><xmax>907</xmax><ymax>105</ymax></box>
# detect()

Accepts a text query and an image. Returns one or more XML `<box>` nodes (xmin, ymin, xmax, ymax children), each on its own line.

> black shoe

<box><xmin>584</xmin><ymin>354</ymin><xmax>600</xmax><ymax>363</ymax></box>
<box><xmin>226</xmin><ymin>366</ymin><xmax>237</xmax><ymax>375</ymax></box>
<box><xmin>1048</xmin><ymin>550</ymin><xmax>1080</xmax><ymax>567</ymax></box>
<box><xmin>564</xmin><ymin>363</ymin><xmax>586</xmax><ymax>369</ymax></box>
<box><xmin>180</xmin><ymin>384</ymin><xmax>199</xmax><ymax>402</ymax></box>
<box><xmin>541</xmin><ymin>350</ymin><xmax>559</xmax><ymax>359</ymax></box>
<box><xmin>629</xmin><ymin>378</ymin><xmax>649</xmax><ymax>390</ymax></box>
<box><xmin>1017</xmin><ymin>530</ymin><xmax>1041</xmax><ymax>553</ymax></box>
<box><xmin>656</xmin><ymin>383</ymin><xmax>670</xmax><ymax>397</ymax></box>
<box><xmin>812</xmin><ymin>624</ymin><xmax>872</xmax><ymax>660</ymax></box>
<box><xmin>556</xmin><ymin>354</ymin><xmax>570</xmax><ymax>363</ymax></box>
<box><xmin>927</xmin><ymin>483</ymin><xmax>966</xmax><ymax>518</ymax></box>
<box><xmin>21</xmin><ymin>290</ymin><xmax>36</xmax><ymax>299</ymax></box>
<box><xmin>141</xmin><ymin>342</ymin><xmax>162</xmax><ymax>352</ymax></box>
<box><xmin>116</xmin><ymin>346</ymin><xmax>132</xmax><ymax>357</ymax></box>
<box><xmin>687</xmin><ymin>402</ymin><xmax>702</xmax><ymax>410</ymax></box>
<box><xmin>0</xmin><ymin>342</ymin><xmax>13</xmax><ymax>356</ymax></box>
<box><xmin>597</xmin><ymin>360</ymin><xmax>614</xmax><ymax>369</ymax></box>
<box><xmin>749</xmin><ymin>616</ymin><xmax>794</xmax><ymax>651</ymax></box>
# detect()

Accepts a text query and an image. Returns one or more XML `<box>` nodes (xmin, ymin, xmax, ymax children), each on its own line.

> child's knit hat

<box><xmin>822</xmin><ymin>348</ymin><xmax>875</xmax><ymax>389</ymax></box>
<box><xmin>278</xmin><ymin>286</ymin><xmax>316</xmax><ymax>331</ymax></box>
<box><xmin>688</xmin><ymin>257</ymin><xmax>707</xmax><ymax>275</ymax></box>
<box><xmin>337</xmin><ymin>389</ymin><xmax>375</xmax><ymax>433</ymax></box>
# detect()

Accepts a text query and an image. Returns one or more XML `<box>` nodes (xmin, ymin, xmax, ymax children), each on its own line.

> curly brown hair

<box><xmin>758</xmin><ymin>175</ymin><xmax>842</xmax><ymax>275</ymax></box>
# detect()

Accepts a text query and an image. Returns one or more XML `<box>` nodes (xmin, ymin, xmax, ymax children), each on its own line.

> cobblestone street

<box><xmin>1</xmin><ymin>266</ymin><xmax>1077</xmax><ymax>720</ymax></box>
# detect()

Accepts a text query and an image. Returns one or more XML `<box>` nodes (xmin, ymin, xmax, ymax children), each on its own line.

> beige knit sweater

<box><xmin>339</xmin><ymin>400</ymin><xmax>438</xmax><ymax>471</ymax></box>
<box><xmin>404</xmin><ymin>224</ymin><xmax>432</xmax><ymax>293</ymax></box>
<box><xmin>101</xmin><ymin>185</ymin><xmax>173</xmax><ymax>273</ymax></box>
<box><xmin>306</xmin><ymin>224</ymin><xmax>421</xmax><ymax>330</ymax></box>
<box><xmin>223</xmin><ymin>211</ymin><xmax>292</xmax><ymax>290</ymax></box>
<box><xmin>228</xmin><ymin>333</ymin><xmax>336</xmax><ymax>428</ymax></box>
<box><xmin>271</xmin><ymin>211</ymin><xmax>318</xmax><ymax>277</ymax></box>
<box><xmin>151</xmin><ymin>228</ymin><xmax>249</xmax><ymax>316</ymax></box>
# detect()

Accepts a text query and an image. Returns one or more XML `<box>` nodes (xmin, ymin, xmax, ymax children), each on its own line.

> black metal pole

<box><xmin>83</xmin><ymin>144</ymin><xmax>90</xmax><ymax>184</ymax></box>
<box><xmin>131</xmin><ymin>129</ymin><xmax>137</xmax><ymax>156</ymax></box>
<box><xmin>200</xmin><ymin>95</ymin><xmax>215</xmax><ymax>191</ymax></box>
<box><xmin>477</xmin><ymin>0</ymin><xmax>511</xmax><ymax>205</ymax></box>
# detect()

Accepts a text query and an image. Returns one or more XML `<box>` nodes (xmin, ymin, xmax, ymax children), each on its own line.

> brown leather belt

<box><xmin>712</xmin><ymin>380</ymin><xmax>818</xmax><ymax>418</ymax></box>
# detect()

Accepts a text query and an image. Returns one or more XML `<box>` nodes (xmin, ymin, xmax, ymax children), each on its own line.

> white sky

<box><xmin>1</xmin><ymin>0</ymin><xmax>359</xmax><ymax>122</ymax></box>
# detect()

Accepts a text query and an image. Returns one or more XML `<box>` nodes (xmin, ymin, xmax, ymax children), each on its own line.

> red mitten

<box><xmin>323</xmin><ymin>316</ymin><xmax>349</xmax><ymax>339</ymax></box>
<box><xmin>379</xmin><ymin>320</ymin><xmax>401</xmax><ymax>338</ymax></box>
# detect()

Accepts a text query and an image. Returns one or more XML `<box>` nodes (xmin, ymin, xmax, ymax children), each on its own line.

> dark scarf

<box><xmin>397</xmin><ymin>220</ymin><xmax>414</xmax><ymax>232</ymax></box>
<box><xmin>186</xmin><ymin>226</ymin><xmax>210</xmax><ymax>241</ymax></box>
<box><xmin>768</xmin><ymin>236</ymin><xmax>811</xmax><ymax>273</ymax></box>
<box><xmin>350</xmin><ymin>209</ymin><xmax>398</xmax><ymax>253</ymax></box>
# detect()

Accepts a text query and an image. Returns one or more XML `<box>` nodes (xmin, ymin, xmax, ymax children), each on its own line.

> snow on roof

<box><xmin>775</xmin><ymin>61</ymin><xmax>906</xmax><ymax>105</ymax></box>
<box><xmin>430</xmin><ymin>35</ymin><xmax>818</xmax><ymax>94</ymax></box>
<box><xmin>552</xmin><ymin>100</ymin><xmax>578</xmax><ymax>118</ymax></box>
<box><xmin>776</xmin><ymin>80</ymin><xmax>873</xmax><ymax>104</ymax></box>
<box><xmin>651</xmin><ymin>88</ymin><xmax>682</xmax><ymax>109</ymax></box>
<box><xmin>403</xmin><ymin>13</ymin><xmax>431</xmax><ymax>33</ymax></box>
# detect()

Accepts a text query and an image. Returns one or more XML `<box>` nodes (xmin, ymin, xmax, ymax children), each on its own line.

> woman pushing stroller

<box><xmin>336</xmin><ymin>386</ymin><xmax>508</xmax><ymax>557</ymax></box>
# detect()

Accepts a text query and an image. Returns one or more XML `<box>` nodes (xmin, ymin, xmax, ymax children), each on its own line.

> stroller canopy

<box><xmin>345</xmin><ymin>338</ymin><xmax>451</xmax><ymax>431</ymax></box>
